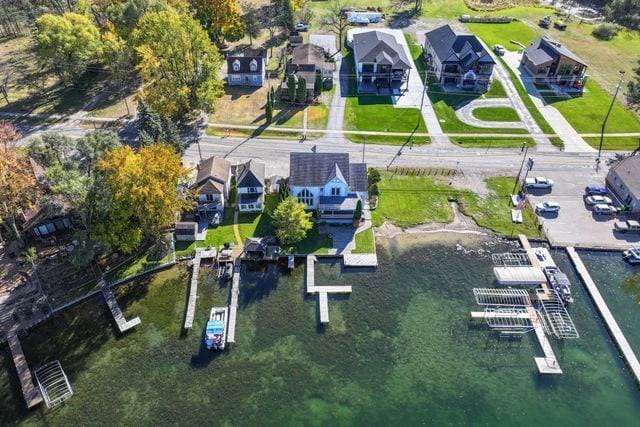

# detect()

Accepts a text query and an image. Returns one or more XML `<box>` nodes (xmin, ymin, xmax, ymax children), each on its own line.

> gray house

<box><xmin>424</xmin><ymin>24</ymin><xmax>494</xmax><ymax>92</ymax></box>
<box><xmin>194</xmin><ymin>156</ymin><xmax>231</xmax><ymax>217</ymax></box>
<box><xmin>236</xmin><ymin>159</ymin><xmax>265</xmax><ymax>212</ymax></box>
<box><xmin>227</xmin><ymin>47</ymin><xmax>268</xmax><ymax>87</ymax></box>
<box><xmin>288</xmin><ymin>152</ymin><xmax>368</xmax><ymax>223</ymax></box>
<box><xmin>352</xmin><ymin>30</ymin><xmax>412</xmax><ymax>94</ymax></box>
<box><xmin>606</xmin><ymin>154</ymin><xmax>640</xmax><ymax>213</ymax></box>
<box><xmin>521</xmin><ymin>37</ymin><xmax>588</xmax><ymax>92</ymax></box>
<box><xmin>283</xmin><ymin>44</ymin><xmax>334</xmax><ymax>100</ymax></box>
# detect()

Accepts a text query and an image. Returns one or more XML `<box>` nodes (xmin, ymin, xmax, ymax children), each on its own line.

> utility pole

<box><xmin>512</xmin><ymin>144</ymin><xmax>530</xmax><ymax>199</ymax></box>
<box><xmin>597</xmin><ymin>71</ymin><xmax>625</xmax><ymax>169</ymax></box>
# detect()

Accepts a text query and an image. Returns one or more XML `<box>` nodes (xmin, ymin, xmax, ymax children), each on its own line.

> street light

<box><xmin>597</xmin><ymin>70</ymin><xmax>626</xmax><ymax>168</ymax></box>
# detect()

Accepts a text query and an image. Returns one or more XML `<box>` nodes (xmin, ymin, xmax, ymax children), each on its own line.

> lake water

<box><xmin>1</xmin><ymin>234</ymin><xmax>639</xmax><ymax>426</ymax></box>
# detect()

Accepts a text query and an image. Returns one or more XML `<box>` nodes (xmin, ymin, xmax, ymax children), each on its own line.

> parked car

<box><xmin>294</xmin><ymin>23</ymin><xmax>308</xmax><ymax>31</ymax></box>
<box><xmin>539</xmin><ymin>15</ymin><xmax>551</xmax><ymax>28</ymax></box>
<box><xmin>614</xmin><ymin>220</ymin><xmax>640</xmax><ymax>233</ymax></box>
<box><xmin>535</xmin><ymin>201</ymin><xmax>560</xmax><ymax>213</ymax></box>
<box><xmin>525</xmin><ymin>177</ymin><xmax>554</xmax><ymax>189</ymax></box>
<box><xmin>585</xmin><ymin>185</ymin><xmax>607</xmax><ymax>196</ymax></box>
<box><xmin>593</xmin><ymin>204</ymin><xmax>617</xmax><ymax>215</ymax></box>
<box><xmin>493</xmin><ymin>44</ymin><xmax>506</xmax><ymax>56</ymax></box>
<box><xmin>585</xmin><ymin>195</ymin><xmax>613</xmax><ymax>206</ymax></box>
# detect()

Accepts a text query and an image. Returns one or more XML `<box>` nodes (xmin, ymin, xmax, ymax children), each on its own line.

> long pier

<box><xmin>183</xmin><ymin>251</ymin><xmax>202</xmax><ymax>329</ymax></box>
<box><xmin>566</xmin><ymin>247</ymin><xmax>640</xmax><ymax>384</ymax></box>
<box><xmin>527</xmin><ymin>307</ymin><xmax>562</xmax><ymax>374</ymax></box>
<box><xmin>8</xmin><ymin>334</ymin><xmax>43</xmax><ymax>408</ymax></box>
<box><xmin>101</xmin><ymin>283</ymin><xmax>141</xmax><ymax>333</ymax></box>
<box><xmin>227</xmin><ymin>263</ymin><xmax>240</xmax><ymax>344</ymax></box>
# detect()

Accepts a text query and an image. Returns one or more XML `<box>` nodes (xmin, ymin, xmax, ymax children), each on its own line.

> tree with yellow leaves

<box><xmin>192</xmin><ymin>0</ymin><xmax>245</xmax><ymax>46</ymax></box>
<box><xmin>0</xmin><ymin>148</ymin><xmax>42</xmax><ymax>243</ymax></box>
<box><xmin>132</xmin><ymin>10</ymin><xmax>223</xmax><ymax>119</ymax></box>
<box><xmin>92</xmin><ymin>144</ymin><xmax>194</xmax><ymax>253</ymax></box>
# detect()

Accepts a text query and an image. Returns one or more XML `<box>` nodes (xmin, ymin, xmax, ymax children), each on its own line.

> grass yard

<box><xmin>306</xmin><ymin>103</ymin><xmax>330</xmax><ymax>130</ymax></box>
<box><xmin>472</xmin><ymin>106</ymin><xmax>520</xmax><ymax>121</ymax></box>
<box><xmin>346</xmin><ymin>133</ymin><xmax>430</xmax><ymax>146</ymax></box>
<box><xmin>88</xmin><ymin>93</ymin><xmax>138</xmax><ymax>118</ymax></box>
<box><xmin>485</xmin><ymin>80</ymin><xmax>507</xmax><ymax>98</ymax></box>
<box><xmin>371</xmin><ymin>172</ymin><xmax>542</xmax><ymax>238</ymax></box>
<box><xmin>451</xmin><ymin>136</ymin><xmax>534</xmax><ymax>148</ymax></box>
<box><xmin>583</xmin><ymin>137</ymin><xmax>640</xmax><ymax>151</ymax></box>
<box><xmin>205</xmin><ymin>127</ymin><xmax>323</xmax><ymax>140</ymax></box>
<box><xmin>352</xmin><ymin>228</ymin><xmax>376</xmax><ymax>254</ymax></box>
<box><xmin>466</xmin><ymin>21</ymin><xmax>539</xmax><ymax>52</ymax></box>
<box><xmin>287</xmin><ymin>225</ymin><xmax>333</xmax><ymax>254</ymax></box>
<box><xmin>174</xmin><ymin>209</ymin><xmax>237</xmax><ymax>257</ymax></box>
<box><xmin>105</xmin><ymin>238</ymin><xmax>175</xmax><ymax>283</ymax></box>
<box><xmin>541</xmin><ymin>80</ymin><xmax>640</xmax><ymax>150</ymax></box>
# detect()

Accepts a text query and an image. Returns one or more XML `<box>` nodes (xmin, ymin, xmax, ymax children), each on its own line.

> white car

<box><xmin>593</xmin><ymin>204</ymin><xmax>617</xmax><ymax>215</ymax></box>
<box><xmin>525</xmin><ymin>177</ymin><xmax>554</xmax><ymax>189</ymax></box>
<box><xmin>493</xmin><ymin>44</ymin><xmax>506</xmax><ymax>56</ymax></box>
<box><xmin>294</xmin><ymin>23</ymin><xmax>308</xmax><ymax>31</ymax></box>
<box><xmin>585</xmin><ymin>195</ymin><xmax>613</xmax><ymax>206</ymax></box>
<box><xmin>535</xmin><ymin>201</ymin><xmax>560</xmax><ymax>213</ymax></box>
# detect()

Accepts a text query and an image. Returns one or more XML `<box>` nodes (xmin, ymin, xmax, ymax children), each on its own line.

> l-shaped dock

<box><xmin>306</xmin><ymin>256</ymin><xmax>352</xmax><ymax>323</ymax></box>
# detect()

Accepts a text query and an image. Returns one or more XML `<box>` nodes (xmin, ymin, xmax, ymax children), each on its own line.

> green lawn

<box><xmin>371</xmin><ymin>172</ymin><xmax>543</xmax><ymax>238</ymax></box>
<box><xmin>466</xmin><ymin>21</ymin><xmax>539</xmax><ymax>52</ymax></box>
<box><xmin>485</xmin><ymin>80</ymin><xmax>507</xmax><ymax>98</ymax></box>
<box><xmin>174</xmin><ymin>209</ymin><xmax>236</xmax><ymax>257</ymax></box>
<box><xmin>345</xmin><ymin>133</ymin><xmax>430</xmax><ymax>146</ymax></box>
<box><xmin>343</xmin><ymin>49</ymin><xmax>428</xmax><ymax>136</ymax></box>
<box><xmin>472</xmin><ymin>106</ymin><xmax>521</xmax><ymax>121</ymax></box>
<box><xmin>541</xmin><ymin>80</ymin><xmax>640</xmax><ymax>150</ymax></box>
<box><xmin>105</xmin><ymin>239</ymin><xmax>175</xmax><ymax>283</ymax></box>
<box><xmin>451</xmin><ymin>137</ymin><xmax>535</xmax><ymax>148</ymax></box>
<box><xmin>288</xmin><ymin>225</ymin><xmax>333</xmax><ymax>255</ymax></box>
<box><xmin>352</xmin><ymin>228</ymin><xmax>376</xmax><ymax>254</ymax></box>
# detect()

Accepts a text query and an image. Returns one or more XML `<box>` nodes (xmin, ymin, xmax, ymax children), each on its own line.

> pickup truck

<box><xmin>524</xmin><ymin>177</ymin><xmax>554</xmax><ymax>189</ymax></box>
<box><xmin>614</xmin><ymin>220</ymin><xmax>640</xmax><ymax>233</ymax></box>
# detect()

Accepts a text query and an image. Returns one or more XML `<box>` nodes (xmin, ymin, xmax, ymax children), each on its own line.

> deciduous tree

<box><xmin>76</xmin><ymin>129</ymin><xmax>121</xmax><ymax>176</ymax></box>
<box><xmin>93</xmin><ymin>145</ymin><xmax>193</xmax><ymax>252</ymax></box>
<box><xmin>35</xmin><ymin>12</ymin><xmax>103</xmax><ymax>83</ymax></box>
<box><xmin>0</xmin><ymin>121</ymin><xmax>21</xmax><ymax>150</ymax></box>
<box><xmin>626</xmin><ymin>60</ymin><xmax>640</xmax><ymax>111</ymax></box>
<box><xmin>193</xmin><ymin>0</ymin><xmax>245</xmax><ymax>46</ymax></box>
<box><xmin>0</xmin><ymin>148</ymin><xmax>41</xmax><ymax>243</ymax></box>
<box><xmin>240</xmin><ymin>1</ymin><xmax>261</xmax><ymax>45</ymax></box>
<box><xmin>26</xmin><ymin>133</ymin><xmax>76</xmax><ymax>168</ymax></box>
<box><xmin>272</xmin><ymin>0</ymin><xmax>294</xmax><ymax>31</ymax></box>
<box><xmin>322</xmin><ymin>0</ymin><xmax>348</xmax><ymax>51</ymax></box>
<box><xmin>107</xmin><ymin>0</ymin><xmax>167</xmax><ymax>36</ymax></box>
<box><xmin>133</xmin><ymin>10</ymin><xmax>224</xmax><ymax>119</ymax></box>
<box><xmin>272</xmin><ymin>196</ymin><xmax>312</xmax><ymax>245</ymax></box>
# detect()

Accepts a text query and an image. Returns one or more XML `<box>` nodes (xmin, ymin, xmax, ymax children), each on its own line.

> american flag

<box><xmin>517</xmin><ymin>197</ymin><xmax>526</xmax><ymax>210</ymax></box>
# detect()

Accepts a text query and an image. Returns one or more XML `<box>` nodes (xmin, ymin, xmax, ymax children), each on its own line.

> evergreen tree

<box><xmin>296</xmin><ymin>76</ymin><xmax>307</xmax><ymax>104</ymax></box>
<box><xmin>272</xmin><ymin>0</ymin><xmax>294</xmax><ymax>31</ymax></box>
<box><xmin>353</xmin><ymin>199</ymin><xmax>362</xmax><ymax>220</ymax></box>
<box><xmin>287</xmin><ymin>75</ymin><xmax>297</xmax><ymax>102</ymax></box>
<box><xmin>265</xmin><ymin>92</ymin><xmax>273</xmax><ymax>123</ymax></box>
<box><xmin>314</xmin><ymin>70</ymin><xmax>322</xmax><ymax>97</ymax></box>
<box><xmin>161</xmin><ymin>116</ymin><xmax>184</xmax><ymax>154</ymax></box>
<box><xmin>137</xmin><ymin>98</ymin><xmax>163</xmax><ymax>142</ymax></box>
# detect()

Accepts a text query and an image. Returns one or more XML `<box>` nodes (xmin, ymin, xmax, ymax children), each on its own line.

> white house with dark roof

<box><xmin>227</xmin><ymin>47</ymin><xmax>268</xmax><ymax>87</ymax></box>
<box><xmin>520</xmin><ymin>36</ymin><xmax>588</xmax><ymax>92</ymax></box>
<box><xmin>350</xmin><ymin>30</ymin><xmax>412</xmax><ymax>94</ymax></box>
<box><xmin>194</xmin><ymin>156</ymin><xmax>231</xmax><ymax>217</ymax></box>
<box><xmin>606</xmin><ymin>154</ymin><xmax>640</xmax><ymax>212</ymax></box>
<box><xmin>236</xmin><ymin>160</ymin><xmax>265</xmax><ymax>212</ymax></box>
<box><xmin>288</xmin><ymin>152</ymin><xmax>368</xmax><ymax>223</ymax></box>
<box><xmin>424</xmin><ymin>24</ymin><xmax>494</xmax><ymax>92</ymax></box>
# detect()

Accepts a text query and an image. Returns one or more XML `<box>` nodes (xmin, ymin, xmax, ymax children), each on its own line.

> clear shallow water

<box><xmin>1</xmin><ymin>235</ymin><xmax>639</xmax><ymax>426</ymax></box>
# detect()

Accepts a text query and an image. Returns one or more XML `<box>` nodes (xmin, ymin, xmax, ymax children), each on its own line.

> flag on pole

<box><xmin>517</xmin><ymin>197</ymin><xmax>526</xmax><ymax>211</ymax></box>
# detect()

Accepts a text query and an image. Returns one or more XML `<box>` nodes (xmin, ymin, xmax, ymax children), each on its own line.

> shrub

<box><xmin>592</xmin><ymin>23</ymin><xmax>620</xmax><ymax>40</ymax></box>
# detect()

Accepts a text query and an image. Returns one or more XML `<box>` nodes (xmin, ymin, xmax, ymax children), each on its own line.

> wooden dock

<box><xmin>227</xmin><ymin>264</ymin><xmax>240</xmax><ymax>344</ymax></box>
<box><xmin>8</xmin><ymin>334</ymin><xmax>43</xmax><ymax>408</ymax></box>
<box><xmin>343</xmin><ymin>254</ymin><xmax>378</xmax><ymax>267</ymax></box>
<box><xmin>567</xmin><ymin>247</ymin><xmax>640</xmax><ymax>384</ymax></box>
<box><xmin>306</xmin><ymin>256</ymin><xmax>352</xmax><ymax>324</ymax></box>
<box><xmin>184</xmin><ymin>251</ymin><xmax>203</xmax><ymax>329</ymax></box>
<box><xmin>527</xmin><ymin>307</ymin><xmax>562</xmax><ymax>375</ymax></box>
<box><xmin>101</xmin><ymin>284</ymin><xmax>141</xmax><ymax>333</ymax></box>
<box><xmin>517</xmin><ymin>234</ymin><xmax>551</xmax><ymax>300</ymax></box>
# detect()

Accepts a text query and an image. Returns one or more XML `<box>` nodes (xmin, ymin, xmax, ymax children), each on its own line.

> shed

<box><xmin>175</xmin><ymin>222</ymin><xmax>198</xmax><ymax>241</ymax></box>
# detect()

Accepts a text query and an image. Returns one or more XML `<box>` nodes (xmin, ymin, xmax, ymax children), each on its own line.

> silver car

<box><xmin>593</xmin><ymin>204</ymin><xmax>617</xmax><ymax>215</ymax></box>
<box><xmin>585</xmin><ymin>195</ymin><xmax>613</xmax><ymax>206</ymax></box>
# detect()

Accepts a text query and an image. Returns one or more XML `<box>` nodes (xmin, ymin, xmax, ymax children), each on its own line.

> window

<box><xmin>249</xmin><ymin>59</ymin><xmax>257</xmax><ymax>72</ymax></box>
<box><xmin>297</xmin><ymin>189</ymin><xmax>313</xmax><ymax>206</ymax></box>
<box><xmin>248</xmin><ymin>187</ymin><xmax>257</xmax><ymax>193</ymax></box>
<box><xmin>331</xmin><ymin>187</ymin><xmax>340</xmax><ymax>196</ymax></box>
<box><xmin>205</xmin><ymin>194</ymin><xmax>215</xmax><ymax>202</ymax></box>
<box><xmin>232</xmin><ymin>60</ymin><xmax>240</xmax><ymax>72</ymax></box>
<box><xmin>248</xmin><ymin>204</ymin><xmax>254</xmax><ymax>209</ymax></box>
<box><xmin>231</xmin><ymin>75</ymin><xmax>241</xmax><ymax>82</ymax></box>
<box><xmin>241</xmin><ymin>204</ymin><xmax>247</xmax><ymax>210</ymax></box>
<box><xmin>557</xmin><ymin>63</ymin><xmax>573</xmax><ymax>75</ymax></box>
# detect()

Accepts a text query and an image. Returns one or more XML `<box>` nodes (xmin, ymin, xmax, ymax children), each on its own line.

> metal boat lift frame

<box><xmin>34</xmin><ymin>360</ymin><xmax>73</xmax><ymax>408</ymax></box>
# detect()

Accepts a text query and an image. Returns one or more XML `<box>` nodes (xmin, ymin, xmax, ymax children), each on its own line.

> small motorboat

<box><xmin>287</xmin><ymin>255</ymin><xmax>295</xmax><ymax>270</ymax></box>
<box><xmin>224</xmin><ymin>263</ymin><xmax>234</xmax><ymax>280</ymax></box>
<box><xmin>623</xmin><ymin>247</ymin><xmax>640</xmax><ymax>265</ymax></box>
<box><xmin>205</xmin><ymin>307</ymin><xmax>228</xmax><ymax>350</ymax></box>
<box><xmin>543</xmin><ymin>266</ymin><xmax>574</xmax><ymax>305</ymax></box>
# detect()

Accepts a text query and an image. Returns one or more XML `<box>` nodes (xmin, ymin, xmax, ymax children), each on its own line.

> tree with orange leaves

<box><xmin>0</xmin><ymin>121</ymin><xmax>21</xmax><ymax>150</ymax></box>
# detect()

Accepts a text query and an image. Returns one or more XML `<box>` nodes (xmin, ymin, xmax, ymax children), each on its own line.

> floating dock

<box><xmin>566</xmin><ymin>247</ymin><xmax>640</xmax><ymax>385</ymax></box>
<box><xmin>101</xmin><ymin>283</ymin><xmax>141</xmax><ymax>333</ymax></box>
<box><xmin>306</xmin><ymin>256</ymin><xmax>352</xmax><ymax>324</ymax></box>
<box><xmin>227</xmin><ymin>263</ymin><xmax>240</xmax><ymax>344</ymax></box>
<box><xmin>8</xmin><ymin>334</ymin><xmax>43</xmax><ymax>408</ymax></box>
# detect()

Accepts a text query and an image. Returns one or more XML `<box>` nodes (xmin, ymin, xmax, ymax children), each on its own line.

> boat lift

<box><xmin>491</xmin><ymin>252</ymin><xmax>532</xmax><ymax>267</ymax></box>
<box><xmin>34</xmin><ymin>360</ymin><xmax>73</xmax><ymax>409</ymax></box>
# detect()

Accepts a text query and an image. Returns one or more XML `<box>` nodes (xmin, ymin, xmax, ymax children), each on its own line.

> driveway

<box><xmin>502</xmin><ymin>51</ymin><xmax>596</xmax><ymax>154</ymax></box>
<box><xmin>526</xmin><ymin>170</ymin><xmax>639</xmax><ymax>249</ymax></box>
<box><xmin>455</xmin><ymin>98</ymin><xmax>527</xmax><ymax>129</ymax></box>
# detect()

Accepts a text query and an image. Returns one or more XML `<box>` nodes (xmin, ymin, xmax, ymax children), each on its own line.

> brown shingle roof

<box><xmin>196</xmin><ymin>156</ymin><xmax>230</xmax><ymax>194</ymax></box>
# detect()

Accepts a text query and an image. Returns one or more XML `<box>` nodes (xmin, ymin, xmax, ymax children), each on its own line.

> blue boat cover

<box><xmin>206</xmin><ymin>320</ymin><xmax>224</xmax><ymax>334</ymax></box>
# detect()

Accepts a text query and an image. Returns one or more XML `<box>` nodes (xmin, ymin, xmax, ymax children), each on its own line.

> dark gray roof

<box><xmin>238</xmin><ymin>192</ymin><xmax>264</xmax><ymax>204</ymax></box>
<box><xmin>227</xmin><ymin>56</ymin><xmax>263</xmax><ymax>74</ymax></box>
<box><xmin>611</xmin><ymin>154</ymin><xmax>640</xmax><ymax>196</ymax></box>
<box><xmin>289</xmin><ymin>152</ymin><xmax>367</xmax><ymax>192</ymax></box>
<box><xmin>353</xmin><ymin>31</ymin><xmax>411</xmax><ymax>70</ymax></box>
<box><xmin>524</xmin><ymin>36</ymin><xmax>587</xmax><ymax>67</ymax></box>
<box><xmin>319</xmin><ymin>194</ymin><xmax>359</xmax><ymax>211</ymax></box>
<box><xmin>425</xmin><ymin>25</ymin><xmax>494</xmax><ymax>66</ymax></box>
<box><xmin>237</xmin><ymin>160</ymin><xmax>265</xmax><ymax>188</ymax></box>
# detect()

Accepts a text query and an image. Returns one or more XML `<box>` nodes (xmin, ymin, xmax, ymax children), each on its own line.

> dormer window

<box><xmin>249</xmin><ymin>59</ymin><xmax>257</xmax><ymax>72</ymax></box>
<box><xmin>232</xmin><ymin>59</ymin><xmax>240</xmax><ymax>72</ymax></box>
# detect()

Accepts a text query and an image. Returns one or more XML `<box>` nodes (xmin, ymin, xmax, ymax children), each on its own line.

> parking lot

<box><xmin>526</xmin><ymin>170</ymin><xmax>640</xmax><ymax>250</ymax></box>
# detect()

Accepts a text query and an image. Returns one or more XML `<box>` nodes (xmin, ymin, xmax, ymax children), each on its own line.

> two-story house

<box><xmin>424</xmin><ymin>25</ymin><xmax>495</xmax><ymax>92</ymax></box>
<box><xmin>288</xmin><ymin>152</ymin><xmax>368</xmax><ymax>223</ymax></box>
<box><xmin>350</xmin><ymin>30</ymin><xmax>412</xmax><ymax>94</ymax></box>
<box><xmin>282</xmin><ymin>44</ymin><xmax>334</xmax><ymax>100</ymax></box>
<box><xmin>521</xmin><ymin>36</ymin><xmax>588</xmax><ymax>92</ymax></box>
<box><xmin>236</xmin><ymin>160</ymin><xmax>265</xmax><ymax>212</ymax></box>
<box><xmin>194</xmin><ymin>156</ymin><xmax>231</xmax><ymax>217</ymax></box>
<box><xmin>227</xmin><ymin>47</ymin><xmax>268</xmax><ymax>87</ymax></box>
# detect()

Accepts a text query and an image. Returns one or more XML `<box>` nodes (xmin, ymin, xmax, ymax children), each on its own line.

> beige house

<box><xmin>606</xmin><ymin>154</ymin><xmax>640</xmax><ymax>212</ymax></box>
<box><xmin>194</xmin><ymin>156</ymin><xmax>231</xmax><ymax>217</ymax></box>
